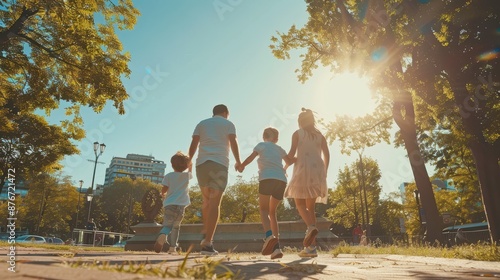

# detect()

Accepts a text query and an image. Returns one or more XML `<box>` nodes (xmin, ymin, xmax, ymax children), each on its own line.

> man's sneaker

<box><xmin>298</xmin><ymin>246</ymin><xmax>318</xmax><ymax>258</ymax></box>
<box><xmin>303</xmin><ymin>226</ymin><xmax>318</xmax><ymax>247</ymax></box>
<box><xmin>154</xmin><ymin>234</ymin><xmax>167</xmax><ymax>253</ymax></box>
<box><xmin>200</xmin><ymin>239</ymin><xmax>219</xmax><ymax>256</ymax></box>
<box><xmin>270</xmin><ymin>248</ymin><xmax>283</xmax><ymax>259</ymax></box>
<box><xmin>201</xmin><ymin>243</ymin><xmax>219</xmax><ymax>256</ymax></box>
<box><xmin>261</xmin><ymin>236</ymin><xmax>278</xmax><ymax>255</ymax></box>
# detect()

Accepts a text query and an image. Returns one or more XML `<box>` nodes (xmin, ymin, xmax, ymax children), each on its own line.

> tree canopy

<box><xmin>0</xmin><ymin>0</ymin><xmax>140</xmax><ymax>192</ymax></box>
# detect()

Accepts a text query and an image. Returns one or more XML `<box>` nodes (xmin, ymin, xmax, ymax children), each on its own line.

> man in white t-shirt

<box><xmin>188</xmin><ymin>104</ymin><xmax>241</xmax><ymax>255</ymax></box>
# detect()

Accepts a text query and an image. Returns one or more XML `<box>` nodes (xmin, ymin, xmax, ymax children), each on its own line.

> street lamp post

<box><xmin>87</xmin><ymin>142</ymin><xmax>106</xmax><ymax>222</ymax></box>
<box><xmin>74</xmin><ymin>180</ymin><xmax>84</xmax><ymax>229</ymax></box>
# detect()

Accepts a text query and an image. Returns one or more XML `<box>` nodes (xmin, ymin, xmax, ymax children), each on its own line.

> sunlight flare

<box><xmin>314</xmin><ymin>71</ymin><xmax>377</xmax><ymax>118</ymax></box>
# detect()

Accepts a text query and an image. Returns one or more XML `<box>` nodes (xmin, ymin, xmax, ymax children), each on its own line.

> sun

<box><xmin>313</xmin><ymin>71</ymin><xmax>376</xmax><ymax>119</ymax></box>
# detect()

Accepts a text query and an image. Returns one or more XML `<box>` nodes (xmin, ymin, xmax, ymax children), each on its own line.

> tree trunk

<box><xmin>450</xmin><ymin>81</ymin><xmax>500</xmax><ymax>243</ymax></box>
<box><xmin>393</xmin><ymin>89</ymin><xmax>444</xmax><ymax>243</ymax></box>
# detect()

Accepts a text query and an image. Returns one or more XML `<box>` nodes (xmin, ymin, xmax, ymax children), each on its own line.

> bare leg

<box><xmin>269</xmin><ymin>196</ymin><xmax>281</xmax><ymax>238</ymax></box>
<box><xmin>200</xmin><ymin>186</ymin><xmax>224</xmax><ymax>243</ymax></box>
<box><xmin>294</xmin><ymin>198</ymin><xmax>315</xmax><ymax>226</ymax></box>
<box><xmin>259</xmin><ymin>194</ymin><xmax>271</xmax><ymax>233</ymax></box>
<box><xmin>305</xmin><ymin>198</ymin><xmax>317</xmax><ymax>246</ymax></box>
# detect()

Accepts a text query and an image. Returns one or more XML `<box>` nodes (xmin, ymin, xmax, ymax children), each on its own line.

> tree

<box><xmin>0</xmin><ymin>0</ymin><xmax>140</xmax><ymax>192</ymax></box>
<box><xmin>184</xmin><ymin>186</ymin><xmax>203</xmax><ymax>224</ymax></box>
<box><xmin>326</xmin><ymin>113</ymin><xmax>391</xmax><ymax>236</ymax></box>
<box><xmin>327</xmin><ymin>156</ymin><xmax>382</xmax><ymax>232</ymax></box>
<box><xmin>97</xmin><ymin>178</ymin><xmax>160</xmax><ymax>233</ymax></box>
<box><xmin>419</xmin><ymin>127</ymin><xmax>484</xmax><ymax>223</ymax></box>
<box><xmin>220</xmin><ymin>177</ymin><xmax>260</xmax><ymax>223</ymax></box>
<box><xmin>0</xmin><ymin>114</ymin><xmax>77</xmax><ymax>192</ymax></box>
<box><xmin>374</xmin><ymin>196</ymin><xmax>404</xmax><ymax>238</ymax></box>
<box><xmin>16</xmin><ymin>173</ymin><xmax>79</xmax><ymax>238</ymax></box>
<box><xmin>400</xmin><ymin>0</ymin><xmax>500</xmax><ymax>242</ymax></box>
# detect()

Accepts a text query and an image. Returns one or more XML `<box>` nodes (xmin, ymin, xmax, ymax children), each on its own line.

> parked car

<box><xmin>45</xmin><ymin>237</ymin><xmax>64</xmax><ymax>245</ymax></box>
<box><xmin>15</xmin><ymin>235</ymin><xmax>46</xmax><ymax>244</ymax></box>
<box><xmin>442</xmin><ymin>222</ymin><xmax>489</xmax><ymax>246</ymax></box>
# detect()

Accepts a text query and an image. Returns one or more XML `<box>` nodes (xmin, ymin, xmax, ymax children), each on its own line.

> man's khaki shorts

<box><xmin>196</xmin><ymin>160</ymin><xmax>228</xmax><ymax>191</ymax></box>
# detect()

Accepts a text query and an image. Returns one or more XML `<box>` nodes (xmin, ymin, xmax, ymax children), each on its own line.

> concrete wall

<box><xmin>176</xmin><ymin>218</ymin><xmax>339</xmax><ymax>252</ymax></box>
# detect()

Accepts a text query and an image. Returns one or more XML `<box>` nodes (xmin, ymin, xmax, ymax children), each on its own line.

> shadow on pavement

<box><xmin>221</xmin><ymin>258</ymin><xmax>327</xmax><ymax>279</ymax></box>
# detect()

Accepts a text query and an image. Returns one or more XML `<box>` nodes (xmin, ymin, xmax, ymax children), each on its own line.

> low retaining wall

<box><xmin>126</xmin><ymin>218</ymin><xmax>339</xmax><ymax>252</ymax></box>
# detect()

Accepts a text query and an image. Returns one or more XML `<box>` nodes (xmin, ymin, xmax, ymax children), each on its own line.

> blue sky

<box><xmin>55</xmin><ymin>0</ymin><xmax>422</xmax><ymax>197</ymax></box>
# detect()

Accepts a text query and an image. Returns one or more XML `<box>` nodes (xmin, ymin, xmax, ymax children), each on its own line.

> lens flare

<box><xmin>477</xmin><ymin>48</ymin><xmax>500</xmax><ymax>61</ymax></box>
<box><xmin>371</xmin><ymin>47</ymin><xmax>387</xmax><ymax>62</ymax></box>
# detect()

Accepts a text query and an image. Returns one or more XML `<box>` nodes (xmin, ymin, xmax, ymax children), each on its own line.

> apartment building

<box><xmin>103</xmin><ymin>154</ymin><xmax>166</xmax><ymax>187</ymax></box>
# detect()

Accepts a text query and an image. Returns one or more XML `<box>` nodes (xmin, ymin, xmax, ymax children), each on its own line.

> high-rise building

<box><xmin>103</xmin><ymin>154</ymin><xmax>167</xmax><ymax>187</ymax></box>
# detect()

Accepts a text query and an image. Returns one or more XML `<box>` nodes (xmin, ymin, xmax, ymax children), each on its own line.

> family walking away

<box><xmin>154</xmin><ymin>105</ymin><xmax>330</xmax><ymax>258</ymax></box>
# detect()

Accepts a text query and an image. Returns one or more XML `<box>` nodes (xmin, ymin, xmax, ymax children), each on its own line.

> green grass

<box><xmin>329</xmin><ymin>241</ymin><xmax>500</xmax><ymax>262</ymax></box>
<box><xmin>64</xmin><ymin>246</ymin><xmax>242</xmax><ymax>279</ymax></box>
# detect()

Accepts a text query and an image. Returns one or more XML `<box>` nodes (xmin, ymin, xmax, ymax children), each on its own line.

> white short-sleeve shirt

<box><xmin>193</xmin><ymin>115</ymin><xmax>236</xmax><ymax>168</ymax></box>
<box><xmin>161</xmin><ymin>171</ymin><xmax>192</xmax><ymax>207</ymax></box>
<box><xmin>254</xmin><ymin>141</ymin><xmax>287</xmax><ymax>183</ymax></box>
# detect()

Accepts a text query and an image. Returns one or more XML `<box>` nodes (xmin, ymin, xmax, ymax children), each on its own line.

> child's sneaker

<box><xmin>270</xmin><ymin>248</ymin><xmax>283</xmax><ymax>259</ymax></box>
<box><xmin>167</xmin><ymin>247</ymin><xmax>178</xmax><ymax>255</ymax></box>
<box><xmin>154</xmin><ymin>234</ymin><xmax>167</xmax><ymax>253</ymax></box>
<box><xmin>200</xmin><ymin>240</ymin><xmax>219</xmax><ymax>256</ymax></box>
<box><xmin>303</xmin><ymin>226</ymin><xmax>318</xmax><ymax>247</ymax></box>
<box><xmin>261</xmin><ymin>235</ymin><xmax>278</xmax><ymax>255</ymax></box>
<box><xmin>298</xmin><ymin>246</ymin><xmax>317</xmax><ymax>258</ymax></box>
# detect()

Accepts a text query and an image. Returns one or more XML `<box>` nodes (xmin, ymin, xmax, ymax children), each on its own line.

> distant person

<box><xmin>353</xmin><ymin>223</ymin><xmax>363</xmax><ymax>244</ymax></box>
<box><xmin>237</xmin><ymin>127</ymin><xmax>294</xmax><ymax>259</ymax></box>
<box><xmin>360</xmin><ymin>230</ymin><xmax>368</xmax><ymax>246</ymax></box>
<box><xmin>188</xmin><ymin>104</ymin><xmax>242</xmax><ymax>256</ymax></box>
<box><xmin>154</xmin><ymin>152</ymin><xmax>192</xmax><ymax>254</ymax></box>
<box><xmin>284</xmin><ymin>108</ymin><xmax>330</xmax><ymax>258</ymax></box>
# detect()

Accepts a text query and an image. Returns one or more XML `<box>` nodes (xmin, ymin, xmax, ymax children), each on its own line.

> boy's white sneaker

<box><xmin>261</xmin><ymin>236</ymin><xmax>278</xmax><ymax>255</ymax></box>
<box><xmin>167</xmin><ymin>247</ymin><xmax>178</xmax><ymax>255</ymax></box>
<box><xmin>270</xmin><ymin>248</ymin><xmax>283</xmax><ymax>259</ymax></box>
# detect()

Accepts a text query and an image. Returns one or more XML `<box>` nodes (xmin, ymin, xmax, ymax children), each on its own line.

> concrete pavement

<box><xmin>1</xmin><ymin>246</ymin><xmax>500</xmax><ymax>279</ymax></box>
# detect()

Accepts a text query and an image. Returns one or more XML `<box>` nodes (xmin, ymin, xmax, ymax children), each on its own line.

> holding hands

<box><xmin>235</xmin><ymin>161</ymin><xmax>243</xmax><ymax>173</ymax></box>
<box><xmin>236</xmin><ymin>163</ymin><xmax>245</xmax><ymax>173</ymax></box>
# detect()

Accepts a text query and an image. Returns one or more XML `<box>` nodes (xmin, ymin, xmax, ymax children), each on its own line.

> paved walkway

<box><xmin>1</xmin><ymin>246</ymin><xmax>500</xmax><ymax>279</ymax></box>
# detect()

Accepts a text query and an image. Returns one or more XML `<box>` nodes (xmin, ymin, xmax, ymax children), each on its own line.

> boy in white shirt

<box><xmin>238</xmin><ymin>127</ymin><xmax>294</xmax><ymax>259</ymax></box>
<box><xmin>154</xmin><ymin>152</ymin><xmax>191</xmax><ymax>254</ymax></box>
